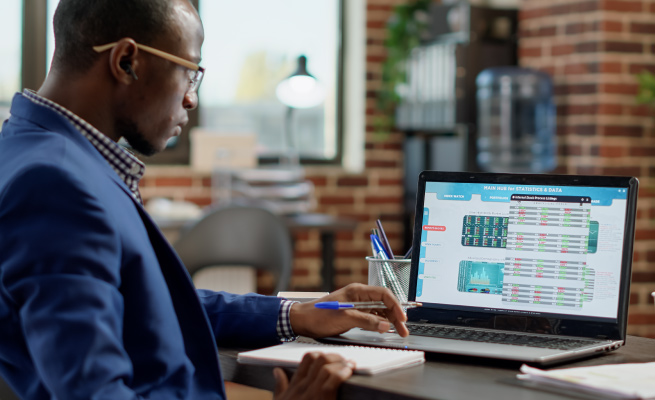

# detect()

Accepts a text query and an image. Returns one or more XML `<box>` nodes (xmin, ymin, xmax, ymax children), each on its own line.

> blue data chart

<box><xmin>457</xmin><ymin>261</ymin><xmax>504</xmax><ymax>294</ymax></box>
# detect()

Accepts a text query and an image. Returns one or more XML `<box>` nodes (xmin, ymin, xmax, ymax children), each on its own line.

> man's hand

<box><xmin>289</xmin><ymin>283</ymin><xmax>410</xmax><ymax>338</ymax></box>
<box><xmin>273</xmin><ymin>352</ymin><xmax>353</xmax><ymax>400</ymax></box>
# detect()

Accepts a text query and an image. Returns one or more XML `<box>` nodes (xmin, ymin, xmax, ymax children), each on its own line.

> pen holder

<box><xmin>366</xmin><ymin>256</ymin><xmax>411</xmax><ymax>302</ymax></box>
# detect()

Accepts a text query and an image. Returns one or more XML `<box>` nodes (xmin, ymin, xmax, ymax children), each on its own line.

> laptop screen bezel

<box><xmin>407</xmin><ymin>171</ymin><xmax>638</xmax><ymax>341</ymax></box>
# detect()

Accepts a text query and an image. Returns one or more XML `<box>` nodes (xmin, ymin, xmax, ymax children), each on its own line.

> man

<box><xmin>0</xmin><ymin>0</ymin><xmax>409</xmax><ymax>399</ymax></box>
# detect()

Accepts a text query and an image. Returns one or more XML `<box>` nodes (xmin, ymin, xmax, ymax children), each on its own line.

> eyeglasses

<box><xmin>93</xmin><ymin>42</ymin><xmax>205</xmax><ymax>93</ymax></box>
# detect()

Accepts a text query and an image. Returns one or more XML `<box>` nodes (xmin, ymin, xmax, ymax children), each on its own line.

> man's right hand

<box><xmin>273</xmin><ymin>352</ymin><xmax>354</xmax><ymax>400</ymax></box>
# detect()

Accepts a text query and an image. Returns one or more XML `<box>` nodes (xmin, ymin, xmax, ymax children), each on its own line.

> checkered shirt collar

<box><xmin>22</xmin><ymin>90</ymin><xmax>145</xmax><ymax>203</ymax></box>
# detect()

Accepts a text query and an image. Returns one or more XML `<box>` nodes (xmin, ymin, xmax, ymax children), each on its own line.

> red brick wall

<box><xmin>520</xmin><ymin>0</ymin><xmax>655</xmax><ymax>337</ymax></box>
<box><xmin>140</xmin><ymin>0</ymin><xmax>655</xmax><ymax>338</ymax></box>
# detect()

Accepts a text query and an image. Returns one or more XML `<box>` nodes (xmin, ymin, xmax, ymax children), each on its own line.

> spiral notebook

<box><xmin>237</xmin><ymin>341</ymin><xmax>425</xmax><ymax>375</ymax></box>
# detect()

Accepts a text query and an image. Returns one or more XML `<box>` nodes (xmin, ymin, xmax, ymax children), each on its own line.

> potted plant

<box><xmin>376</xmin><ymin>0</ymin><xmax>432</xmax><ymax>136</ymax></box>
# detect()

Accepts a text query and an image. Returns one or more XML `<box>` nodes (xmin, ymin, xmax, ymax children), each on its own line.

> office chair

<box><xmin>173</xmin><ymin>204</ymin><xmax>293</xmax><ymax>295</ymax></box>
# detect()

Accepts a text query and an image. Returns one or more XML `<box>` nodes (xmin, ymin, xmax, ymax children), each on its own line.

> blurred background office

<box><xmin>3</xmin><ymin>0</ymin><xmax>654</xmax><ymax>339</ymax></box>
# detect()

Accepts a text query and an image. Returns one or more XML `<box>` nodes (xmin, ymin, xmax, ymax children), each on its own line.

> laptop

<box><xmin>325</xmin><ymin>171</ymin><xmax>639</xmax><ymax>366</ymax></box>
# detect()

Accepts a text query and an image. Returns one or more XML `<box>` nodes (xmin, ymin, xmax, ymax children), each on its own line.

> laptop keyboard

<box><xmin>407</xmin><ymin>324</ymin><xmax>595</xmax><ymax>350</ymax></box>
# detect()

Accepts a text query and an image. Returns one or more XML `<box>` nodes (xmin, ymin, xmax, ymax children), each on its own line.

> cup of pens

<box><xmin>369</xmin><ymin>219</ymin><xmax>412</xmax><ymax>301</ymax></box>
<box><xmin>367</xmin><ymin>256</ymin><xmax>412</xmax><ymax>302</ymax></box>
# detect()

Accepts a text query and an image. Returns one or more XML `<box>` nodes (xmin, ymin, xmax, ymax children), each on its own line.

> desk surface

<box><xmin>218</xmin><ymin>335</ymin><xmax>655</xmax><ymax>400</ymax></box>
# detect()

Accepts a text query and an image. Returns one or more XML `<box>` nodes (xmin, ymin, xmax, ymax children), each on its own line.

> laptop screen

<box><xmin>409</xmin><ymin>172</ymin><xmax>638</xmax><ymax>336</ymax></box>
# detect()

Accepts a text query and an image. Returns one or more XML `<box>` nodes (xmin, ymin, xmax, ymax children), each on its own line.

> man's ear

<box><xmin>107</xmin><ymin>38</ymin><xmax>140</xmax><ymax>85</ymax></box>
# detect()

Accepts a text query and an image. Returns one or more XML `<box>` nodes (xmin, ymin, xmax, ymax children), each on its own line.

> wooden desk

<box><xmin>154</xmin><ymin>213</ymin><xmax>357</xmax><ymax>292</ymax></box>
<box><xmin>218</xmin><ymin>335</ymin><xmax>655</xmax><ymax>400</ymax></box>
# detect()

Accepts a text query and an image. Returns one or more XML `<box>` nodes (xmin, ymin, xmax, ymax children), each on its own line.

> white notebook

<box><xmin>518</xmin><ymin>363</ymin><xmax>655</xmax><ymax>400</ymax></box>
<box><xmin>237</xmin><ymin>341</ymin><xmax>425</xmax><ymax>375</ymax></box>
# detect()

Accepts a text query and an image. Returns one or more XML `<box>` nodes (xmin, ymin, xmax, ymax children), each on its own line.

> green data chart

<box><xmin>588</xmin><ymin>221</ymin><xmax>598</xmax><ymax>253</ymax></box>
<box><xmin>461</xmin><ymin>215</ymin><xmax>508</xmax><ymax>248</ymax></box>
<box><xmin>501</xmin><ymin>273</ymin><xmax>595</xmax><ymax>308</ymax></box>
<box><xmin>506</xmin><ymin>221</ymin><xmax>599</xmax><ymax>255</ymax></box>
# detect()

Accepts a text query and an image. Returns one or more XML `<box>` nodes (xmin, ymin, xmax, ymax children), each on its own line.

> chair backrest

<box><xmin>173</xmin><ymin>205</ymin><xmax>293</xmax><ymax>294</ymax></box>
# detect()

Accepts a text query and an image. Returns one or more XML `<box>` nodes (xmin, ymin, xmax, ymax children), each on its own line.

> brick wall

<box><xmin>140</xmin><ymin>0</ymin><xmax>655</xmax><ymax>337</ymax></box>
<box><xmin>140</xmin><ymin>0</ymin><xmax>408</xmax><ymax>292</ymax></box>
<box><xmin>519</xmin><ymin>0</ymin><xmax>655</xmax><ymax>337</ymax></box>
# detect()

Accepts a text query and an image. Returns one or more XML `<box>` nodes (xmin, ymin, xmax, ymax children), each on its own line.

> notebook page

<box><xmin>237</xmin><ymin>342</ymin><xmax>425</xmax><ymax>375</ymax></box>
<box><xmin>518</xmin><ymin>363</ymin><xmax>655</xmax><ymax>400</ymax></box>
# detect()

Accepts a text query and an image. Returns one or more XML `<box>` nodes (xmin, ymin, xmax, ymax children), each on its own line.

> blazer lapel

<box><xmin>133</xmin><ymin>203</ymin><xmax>225</xmax><ymax>393</ymax></box>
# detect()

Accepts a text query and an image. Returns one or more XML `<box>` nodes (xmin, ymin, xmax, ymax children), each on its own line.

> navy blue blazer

<box><xmin>0</xmin><ymin>93</ymin><xmax>284</xmax><ymax>399</ymax></box>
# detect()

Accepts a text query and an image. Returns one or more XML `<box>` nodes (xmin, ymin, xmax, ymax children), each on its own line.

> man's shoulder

<box><xmin>1</xmin><ymin>93</ymin><xmax>89</xmax><ymax>150</ymax></box>
<box><xmin>0</xmin><ymin>127</ymin><xmax>114</xmax><ymax>203</ymax></box>
<box><xmin>0</xmin><ymin>127</ymin><xmax>85</xmax><ymax>174</ymax></box>
<box><xmin>1</xmin><ymin>122</ymin><xmax>68</xmax><ymax>146</ymax></box>
<box><xmin>1</xmin><ymin>106</ymin><xmax>75</xmax><ymax>155</ymax></box>
<box><xmin>2</xmin><ymin>101</ymin><xmax>105</xmax><ymax>161</ymax></box>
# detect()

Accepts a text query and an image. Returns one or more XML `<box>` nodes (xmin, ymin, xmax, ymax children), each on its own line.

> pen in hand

<box><xmin>314</xmin><ymin>301</ymin><xmax>422</xmax><ymax>310</ymax></box>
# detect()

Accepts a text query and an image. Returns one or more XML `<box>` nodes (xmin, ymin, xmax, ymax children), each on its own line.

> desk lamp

<box><xmin>275</xmin><ymin>55</ymin><xmax>325</xmax><ymax>164</ymax></box>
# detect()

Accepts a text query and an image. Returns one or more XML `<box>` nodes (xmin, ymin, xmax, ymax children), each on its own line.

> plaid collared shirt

<box><xmin>23</xmin><ymin>89</ymin><xmax>145</xmax><ymax>203</ymax></box>
<box><xmin>21</xmin><ymin>89</ymin><xmax>298</xmax><ymax>341</ymax></box>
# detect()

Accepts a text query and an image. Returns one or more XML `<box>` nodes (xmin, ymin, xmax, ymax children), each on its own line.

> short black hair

<box><xmin>52</xmin><ymin>0</ymin><xmax>173</xmax><ymax>73</ymax></box>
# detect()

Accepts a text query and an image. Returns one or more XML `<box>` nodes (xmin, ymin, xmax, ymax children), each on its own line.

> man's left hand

<box><xmin>288</xmin><ymin>283</ymin><xmax>410</xmax><ymax>338</ymax></box>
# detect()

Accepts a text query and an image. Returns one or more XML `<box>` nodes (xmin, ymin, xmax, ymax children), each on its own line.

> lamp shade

<box><xmin>276</xmin><ymin>55</ymin><xmax>325</xmax><ymax>109</ymax></box>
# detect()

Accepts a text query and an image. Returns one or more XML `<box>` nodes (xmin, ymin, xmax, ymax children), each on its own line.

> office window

<box><xmin>46</xmin><ymin>0</ymin><xmax>59</xmax><ymax>73</ymax></box>
<box><xmin>198</xmin><ymin>0</ymin><xmax>342</xmax><ymax>164</ymax></box>
<box><xmin>18</xmin><ymin>0</ymin><xmax>344</xmax><ymax>165</ymax></box>
<box><xmin>0</xmin><ymin>2</ymin><xmax>22</xmax><ymax>120</ymax></box>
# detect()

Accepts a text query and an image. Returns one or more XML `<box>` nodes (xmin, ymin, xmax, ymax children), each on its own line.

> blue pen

<box><xmin>315</xmin><ymin>301</ymin><xmax>422</xmax><ymax>310</ymax></box>
<box><xmin>370</xmin><ymin>234</ymin><xmax>406</xmax><ymax>300</ymax></box>
<box><xmin>370</xmin><ymin>234</ymin><xmax>390</xmax><ymax>259</ymax></box>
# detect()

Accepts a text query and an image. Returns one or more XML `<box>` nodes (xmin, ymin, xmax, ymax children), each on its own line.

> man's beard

<box><xmin>117</xmin><ymin>117</ymin><xmax>158</xmax><ymax>157</ymax></box>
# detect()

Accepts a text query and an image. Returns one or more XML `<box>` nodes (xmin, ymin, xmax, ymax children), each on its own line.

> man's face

<box><xmin>119</xmin><ymin>0</ymin><xmax>204</xmax><ymax>156</ymax></box>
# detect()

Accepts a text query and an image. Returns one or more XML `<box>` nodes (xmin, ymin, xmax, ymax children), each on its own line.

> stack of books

<box><xmin>228</xmin><ymin>166</ymin><xmax>315</xmax><ymax>215</ymax></box>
